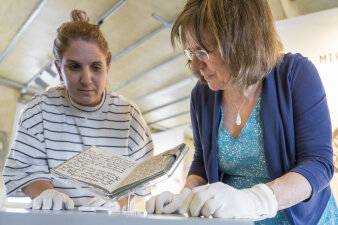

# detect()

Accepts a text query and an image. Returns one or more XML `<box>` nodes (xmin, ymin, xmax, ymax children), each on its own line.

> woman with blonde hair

<box><xmin>146</xmin><ymin>0</ymin><xmax>337</xmax><ymax>224</ymax></box>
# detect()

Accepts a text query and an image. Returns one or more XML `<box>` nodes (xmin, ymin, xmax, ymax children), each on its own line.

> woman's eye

<box><xmin>67</xmin><ymin>64</ymin><xmax>79</xmax><ymax>70</ymax></box>
<box><xmin>91</xmin><ymin>65</ymin><xmax>102</xmax><ymax>72</ymax></box>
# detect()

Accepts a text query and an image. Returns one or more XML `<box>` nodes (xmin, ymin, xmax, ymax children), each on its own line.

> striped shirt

<box><xmin>3</xmin><ymin>86</ymin><xmax>154</xmax><ymax>206</ymax></box>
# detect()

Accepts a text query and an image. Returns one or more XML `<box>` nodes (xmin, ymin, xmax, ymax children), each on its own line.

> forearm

<box><xmin>184</xmin><ymin>174</ymin><xmax>207</xmax><ymax>189</ymax></box>
<box><xmin>22</xmin><ymin>180</ymin><xmax>54</xmax><ymax>199</ymax></box>
<box><xmin>267</xmin><ymin>172</ymin><xmax>312</xmax><ymax>210</ymax></box>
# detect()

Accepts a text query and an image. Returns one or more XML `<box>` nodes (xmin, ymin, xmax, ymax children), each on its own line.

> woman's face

<box><xmin>55</xmin><ymin>39</ymin><xmax>109</xmax><ymax>106</ymax></box>
<box><xmin>186</xmin><ymin>33</ymin><xmax>232</xmax><ymax>91</ymax></box>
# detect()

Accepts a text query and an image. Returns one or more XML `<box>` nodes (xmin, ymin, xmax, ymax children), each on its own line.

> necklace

<box><xmin>229</xmin><ymin>92</ymin><xmax>247</xmax><ymax>126</ymax></box>
<box><xmin>228</xmin><ymin>82</ymin><xmax>262</xmax><ymax>126</ymax></box>
<box><xmin>233</xmin><ymin>101</ymin><xmax>245</xmax><ymax>126</ymax></box>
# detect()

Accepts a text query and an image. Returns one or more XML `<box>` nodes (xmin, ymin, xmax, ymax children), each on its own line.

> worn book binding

<box><xmin>51</xmin><ymin>143</ymin><xmax>188</xmax><ymax>200</ymax></box>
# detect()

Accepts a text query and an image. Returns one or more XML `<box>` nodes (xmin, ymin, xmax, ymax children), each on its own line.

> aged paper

<box><xmin>54</xmin><ymin>146</ymin><xmax>137</xmax><ymax>193</ymax></box>
<box><xmin>116</xmin><ymin>151</ymin><xmax>174</xmax><ymax>189</ymax></box>
<box><xmin>52</xmin><ymin>144</ymin><xmax>187</xmax><ymax>196</ymax></box>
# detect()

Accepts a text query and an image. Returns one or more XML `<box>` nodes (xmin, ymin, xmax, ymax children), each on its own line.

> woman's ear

<box><xmin>54</xmin><ymin>60</ymin><xmax>63</xmax><ymax>81</ymax></box>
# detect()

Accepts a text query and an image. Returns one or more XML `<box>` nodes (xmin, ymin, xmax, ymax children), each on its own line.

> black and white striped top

<box><xmin>3</xmin><ymin>86</ymin><xmax>154</xmax><ymax>206</ymax></box>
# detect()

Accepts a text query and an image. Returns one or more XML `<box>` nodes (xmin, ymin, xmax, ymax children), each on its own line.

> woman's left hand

<box><xmin>179</xmin><ymin>182</ymin><xmax>277</xmax><ymax>220</ymax></box>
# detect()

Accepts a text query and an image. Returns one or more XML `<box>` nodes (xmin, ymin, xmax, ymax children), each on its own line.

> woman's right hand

<box><xmin>25</xmin><ymin>189</ymin><xmax>74</xmax><ymax>210</ymax></box>
<box><xmin>145</xmin><ymin>188</ymin><xmax>191</xmax><ymax>214</ymax></box>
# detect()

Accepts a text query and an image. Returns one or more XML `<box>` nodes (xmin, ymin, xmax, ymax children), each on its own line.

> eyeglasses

<box><xmin>184</xmin><ymin>49</ymin><xmax>214</xmax><ymax>61</ymax></box>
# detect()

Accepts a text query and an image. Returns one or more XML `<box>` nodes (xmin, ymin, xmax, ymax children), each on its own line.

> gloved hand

<box><xmin>25</xmin><ymin>189</ymin><xmax>74</xmax><ymax>210</ymax></box>
<box><xmin>146</xmin><ymin>188</ymin><xmax>191</xmax><ymax>214</ymax></box>
<box><xmin>82</xmin><ymin>197</ymin><xmax>120</xmax><ymax>212</ymax></box>
<box><xmin>179</xmin><ymin>182</ymin><xmax>277</xmax><ymax>220</ymax></box>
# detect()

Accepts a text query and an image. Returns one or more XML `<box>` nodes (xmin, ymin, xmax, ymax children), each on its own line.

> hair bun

<box><xmin>71</xmin><ymin>9</ymin><xmax>89</xmax><ymax>23</ymax></box>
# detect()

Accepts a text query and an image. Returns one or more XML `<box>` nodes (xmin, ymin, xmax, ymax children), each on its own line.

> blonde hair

<box><xmin>171</xmin><ymin>0</ymin><xmax>283</xmax><ymax>91</ymax></box>
<box><xmin>53</xmin><ymin>9</ymin><xmax>111</xmax><ymax>64</ymax></box>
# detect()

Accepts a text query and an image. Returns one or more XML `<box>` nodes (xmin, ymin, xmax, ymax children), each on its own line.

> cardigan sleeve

<box><xmin>288</xmin><ymin>55</ymin><xmax>334</xmax><ymax>200</ymax></box>
<box><xmin>187</xmin><ymin>84</ymin><xmax>208</xmax><ymax>180</ymax></box>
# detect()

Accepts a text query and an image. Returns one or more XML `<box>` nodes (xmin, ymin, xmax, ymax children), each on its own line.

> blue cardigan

<box><xmin>188</xmin><ymin>53</ymin><xmax>334</xmax><ymax>225</ymax></box>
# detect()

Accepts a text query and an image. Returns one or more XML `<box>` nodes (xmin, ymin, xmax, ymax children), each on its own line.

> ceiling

<box><xmin>1</xmin><ymin>0</ymin><xmax>338</xmax><ymax>135</ymax></box>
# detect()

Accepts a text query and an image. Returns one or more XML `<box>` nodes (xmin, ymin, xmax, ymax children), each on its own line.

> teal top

<box><xmin>217</xmin><ymin>96</ymin><xmax>338</xmax><ymax>224</ymax></box>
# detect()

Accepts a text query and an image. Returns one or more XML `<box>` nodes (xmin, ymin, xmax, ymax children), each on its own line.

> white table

<box><xmin>0</xmin><ymin>208</ymin><xmax>254</xmax><ymax>225</ymax></box>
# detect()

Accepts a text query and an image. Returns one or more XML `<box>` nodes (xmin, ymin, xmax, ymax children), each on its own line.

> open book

<box><xmin>51</xmin><ymin>143</ymin><xmax>188</xmax><ymax>199</ymax></box>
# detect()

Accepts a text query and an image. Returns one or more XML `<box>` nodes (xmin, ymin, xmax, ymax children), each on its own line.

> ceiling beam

<box><xmin>142</xmin><ymin>96</ymin><xmax>190</xmax><ymax>115</ymax></box>
<box><xmin>150</xmin><ymin>121</ymin><xmax>192</xmax><ymax>133</ymax></box>
<box><xmin>110</xmin><ymin>25</ymin><xmax>164</xmax><ymax>63</ymax></box>
<box><xmin>97</xmin><ymin>0</ymin><xmax>128</xmax><ymax>25</ymax></box>
<box><xmin>112</xmin><ymin>53</ymin><xmax>184</xmax><ymax>91</ymax></box>
<box><xmin>0</xmin><ymin>78</ymin><xmax>40</xmax><ymax>94</ymax></box>
<box><xmin>280</xmin><ymin>0</ymin><xmax>302</xmax><ymax>18</ymax></box>
<box><xmin>148</xmin><ymin>111</ymin><xmax>190</xmax><ymax>125</ymax></box>
<box><xmin>149</xmin><ymin>124</ymin><xmax>167</xmax><ymax>131</ymax></box>
<box><xmin>24</xmin><ymin>63</ymin><xmax>53</xmax><ymax>90</ymax></box>
<box><xmin>111</xmin><ymin>14</ymin><xmax>179</xmax><ymax>91</ymax></box>
<box><xmin>45</xmin><ymin>66</ymin><xmax>57</xmax><ymax>77</ymax></box>
<box><xmin>134</xmin><ymin>76</ymin><xmax>196</xmax><ymax>103</ymax></box>
<box><xmin>34</xmin><ymin>77</ymin><xmax>49</xmax><ymax>90</ymax></box>
<box><xmin>151</xmin><ymin>13</ymin><xmax>173</xmax><ymax>28</ymax></box>
<box><xmin>0</xmin><ymin>0</ymin><xmax>48</xmax><ymax>64</ymax></box>
<box><xmin>110</xmin><ymin>14</ymin><xmax>175</xmax><ymax>62</ymax></box>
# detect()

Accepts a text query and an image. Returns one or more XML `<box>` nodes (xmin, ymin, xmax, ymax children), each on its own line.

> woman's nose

<box><xmin>80</xmin><ymin>68</ymin><xmax>92</xmax><ymax>85</ymax></box>
<box><xmin>190</xmin><ymin>55</ymin><xmax>205</xmax><ymax>74</ymax></box>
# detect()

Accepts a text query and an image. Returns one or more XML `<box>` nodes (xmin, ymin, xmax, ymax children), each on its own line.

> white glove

<box><xmin>25</xmin><ymin>189</ymin><xmax>74</xmax><ymax>210</ymax></box>
<box><xmin>82</xmin><ymin>197</ymin><xmax>120</xmax><ymax>212</ymax></box>
<box><xmin>179</xmin><ymin>182</ymin><xmax>277</xmax><ymax>220</ymax></box>
<box><xmin>146</xmin><ymin>188</ymin><xmax>191</xmax><ymax>214</ymax></box>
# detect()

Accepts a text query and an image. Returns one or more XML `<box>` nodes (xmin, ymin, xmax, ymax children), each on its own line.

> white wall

<box><xmin>150</xmin><ymin>127</ymin><xmax>185</xmax><ymax>195</ymax></box>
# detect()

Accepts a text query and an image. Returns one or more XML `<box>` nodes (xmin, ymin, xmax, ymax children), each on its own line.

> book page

<box><xmin>53</xmin><ymin>146</ymin><xmax>137</xmax><ymax>193</ymax></box>
<box><xmin>115</xmin><ymin>149</ymin><xmax>176</xmax><ymax>190</ymax></box>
